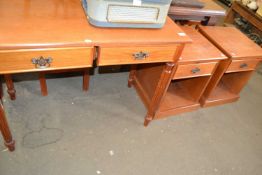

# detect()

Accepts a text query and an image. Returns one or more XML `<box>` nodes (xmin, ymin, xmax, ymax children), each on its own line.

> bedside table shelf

<box><xmin>149</xmin><ymin>26</ymin><xmax>227</xmax><ymax>121</ymax></box>
<box><xmin>198</xmin><ymin>26</ymin><xmax>262</xmax><ymax>107</ymax></box>
<box><xmin>156</xmin><ymin>76</ymin><xmax>211</xmax><ymax>119</ymax></box>
<box><xmin>204</xmin><ymin>70</ymin><xmax>253</xmax><ymax>107</ymax></box>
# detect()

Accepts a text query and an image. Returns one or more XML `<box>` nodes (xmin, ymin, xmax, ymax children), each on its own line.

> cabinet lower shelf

<box><xmin>201</xmin><ymin>71</ymin><xmax>254</xmax><ymax>107</ymax></box>
<box><xmin>201</xmin><ymin>81</ymin><xmax>240</xmax><ymax>107</ymax></box>
<box><xmin>155</xmin><ymin>76</ymin><xmax>211</xmax><ymax>119</ymax></box>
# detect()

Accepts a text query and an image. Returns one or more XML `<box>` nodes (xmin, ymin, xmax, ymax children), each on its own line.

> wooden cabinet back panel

<box><xmin>98</xmin><ymin>46</ymin><xmax>177</xmax><ymax>66</ymax></box>
<box><xmin>173</xmin><ymin>62</ymin><xmax>218</xmax><ymax>79</ymax></box>
<box><xmin>0</xmin><ymin>47</ymin><xmax>93</xmax><ymax>74</ymax></box>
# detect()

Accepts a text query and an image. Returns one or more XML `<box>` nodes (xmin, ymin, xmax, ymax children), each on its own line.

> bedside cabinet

<box><xmin>90</xmin><ymin>18</ymin><xmax>192</xmax><ymax>127</ymax></box>
<box><xmin>154</xmin><ymin>27</ymin><xmax>227</xmax><ymax>119</ymax></box>
<box><xmin>198</xmin><ymin>26</ymin><xmax>262</xmax><ymax>107</ymax></box>
<box><xmin>134</xmin><ymin>27</ymin><xmax>227</xmax><ymax>125</ymax></box>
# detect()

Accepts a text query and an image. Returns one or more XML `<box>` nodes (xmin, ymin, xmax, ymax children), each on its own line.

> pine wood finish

<box><xmin>0</xmin><ymin>0</ymin><xmax>191</xmax><ymax>49</ymax></box>
<box><xmin>0</xmin><ymin>102</ymin><xmax>15</xmax><ymax>151</ymax></box>
<box><xmin>198</xmin><ymin>26</ymin><xmax>262</xmax><ymax>107</ymax></box>
<box><xmin>173</xmin><ymin>62</ymin><xmax>218</xmax><ymax>79</ymax></box>
<box><xmin>226</xmin><ymin>59</ymin><xmax>260</xmax><ymax>73</ymax></box>
<box><xmin>133</xmin><ymin>62</ymin><xmax>178</xmax><ymax>126</ymax></box>
<box><xmin>0</xmin><ymin>76</ymin><xmax>15</xmax><ymax>151</ymax></box>
<box><xmin>0</xmin><ymin>47</ymin><xmax>93</xmax><ymax>100</ymax></box>
<box><xmin>131</xmin><ymin>27</ymin><xmax>226</xmax><ymax>124</ymax></box>
<box><xmin>155</xmin><ymin>27</ymin><xmax>227</xmax><ymax>119</ymax></box>
<box><xmin>0</xmin><ymin>0</ymin><xmax>192</xmax><ymax>150</ymax></box>
<box><xmin>0</xmin><ymin>47</ymin><xmax>94</xmax><ymax>74</ymax></box>
<box><xmin>39</xmin><ymin>69</ymin><xmax>89</xmax><ymax>96</ymax></box>
<box><xmin>197</xmin><ymin>26</ymin><xmax>262</xmax><ymax>60</ymax></box>
<box><xmin>0</xmin><ymin>0</ymin><xmax>94</xmax><ymax>50</ymax></box>
<box><xmin>0</xmin><ymin>0</ymin><xmax>95</xmax><ymax>151</ymax></box>
<box><xmin>39</xmin><ymin>73</ymin><xmax>48</xmax><ymax>96</ymax></box>
<box><xmin>0</xmin><ymin>77</ymin><xmax>3</xmax><ymax>102</ymax></box>
<box><xmin>157</xmin><ymin>76</ymin><xmax>211</xmax><ymax>118</ymax></box>
<box><xmin>4</xmin><ymin>75</ymin><xmax>16</xmax><ymax>100</ymax></box>
<box><xmin>97</xmin><ymin>46</ymin><xmax>178</xmax><ymax>66</ymax></box>
<box><xmin>82</xmin><ymin>69</ymin><xmax>89</xmax><ymax>91</ymax></box>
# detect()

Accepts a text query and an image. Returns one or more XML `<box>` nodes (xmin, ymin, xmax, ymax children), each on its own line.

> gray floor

<box><xmin>0</xmin><ymin>66</ymin><xmax>262</xmax><ymax>175</ymax></box>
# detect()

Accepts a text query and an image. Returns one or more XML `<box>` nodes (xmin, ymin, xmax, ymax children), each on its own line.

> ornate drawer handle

<box><xmin>191</xmin><ymin>67</ymin><xmax>201</xmax><ymax>74</ymax></box>
<box><xmin>240</xmin><ymin>63</ymin><xmax>248</xmax><ymax>68</ymax></box>
<box><xmin>31</xmin><ymin>56</ymin><xmax>53</xmax><ymax>69</ymax></box>
<box><xmin>132</xmin><ymin>51</ymin><xmax>149</xmax><ymax>60</ymax></box>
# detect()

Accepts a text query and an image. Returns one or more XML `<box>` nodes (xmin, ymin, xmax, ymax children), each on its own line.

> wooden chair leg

<box><xmin>82</xmin><ymin>69</ymin><xmax>89</xmax><ymax>91</ymax></box>
<box><xmin>39</xmin><ymin>72</ymin><xmax>48</xmax><ymax>96</ymax></box>
<box><xmin>0</xmin><ymin>102</ymin><xmax>15</xmax><ymax>151</ymax></box>
<box><xmin>4</xmin><ymin>75</ymin><xmax>16</xmax><ymax>100</ymax></box>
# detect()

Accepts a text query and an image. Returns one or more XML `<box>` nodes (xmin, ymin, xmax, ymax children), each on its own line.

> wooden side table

<box><xmin>0</xmin><ymin>0</ymin><xmax>95</xmax><ymax>151</ymax></box>
<box><xmin>198</xmin><ymin>26</ymin><xmax>262</xmax><ymax>107</ymax></box>
<box><xmin>132</xmin><ymin>27</ymin><xmax>227</xmax><ymax>124</ymax></box>
<box><xmin>0</xmin><ymin>0</ymin><xmax>192</xmax><ymax>151</ymax></box>
<box><xmin>169</xmin><ymin>0</ymin><xmax>226</xmax><ymax>25</ymax></box>
<box><xmin>93</xmin><ymin>21</ymin><xmax>192</xmax><ymax>127</ymax></box>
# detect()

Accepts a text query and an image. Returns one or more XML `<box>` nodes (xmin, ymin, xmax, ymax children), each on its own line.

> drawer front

<box><xmin>98</xmin><ymin>46</ymin><xmax>177</xmax><ymax>66</ymax></box>
<box><xmin>0</xmin><ymin>47</ymin><xmax>93</xmax><ymax>74</ymax></box>
<box><xmin>173</xmin><ymin>62</ymin><xmax>218</xmax><ymax>80</ymax></box>
<box><xmin>226</xmin><ymin>59</ymin><xmax>259</xmax><ymax>73</ymax></box>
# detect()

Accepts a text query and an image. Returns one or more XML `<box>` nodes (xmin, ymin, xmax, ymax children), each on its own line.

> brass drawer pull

<box><xmin>191</xmin><ymin>67</ymin><xmax>200</xmax><ymax>74</ymax></box>
<box><xmin>240</xmin><ymin>63</ymin><xmax>248</xmax><ymax>68</ymax></box>
<box><xmin>31</xmin><ymin>56</ymin><xmax>53</xmax><ymax>69</ymax></box>
<box><xmin>132</xmin><ymin>51</ymin><xmax>149</xmax><ymax>60</ymax></box>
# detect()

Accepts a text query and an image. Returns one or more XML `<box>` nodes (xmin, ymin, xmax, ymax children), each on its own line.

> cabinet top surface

<box><xmin>199</xmin><ymin>26</ymin><xmax>262</xmax><ymax>59</ymax></box>
<box><xmin>179</xmin><ymin>27</ymin><xmax>227</xmax><ymax>63</ymax></box>
<box><xmin>0</xmin><ymin>0</ymin><xmax>191</xmax><ymax>50</ymax></box>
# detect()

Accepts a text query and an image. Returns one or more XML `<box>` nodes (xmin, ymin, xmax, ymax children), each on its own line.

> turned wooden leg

<box><xmin>4</xmin><ymin>75</ymin><xmax>16</xmax><ymax>100</ymax></box>
<box><xmin>143</xmin><ymin>62</ymin><xmax>176</xmax><ymax>127</ymax></box>
<box><xmin>0</xmin><ymin>76</ymin><xmax>3</xmax><ymax>102</ymax></box>
<box><xmin>39</xmin><ymin>72</ymin><xmax>48</xmax><ymax>96</ymax></box>
<box><xmin>0</xmin><ymin>102</ymin><xmax>15</xmax><ymax>151</ymax></box>
<box><xmin>82</xmin><ymin>69</ymin><xmax>89</xmax><ymax>91</ymax></box>
<box><xmin>144</xmin><ymin>113</ymin><xmax>153</xmax><ymax>127</ymax></box>
<box><xmin>128</xmin><ymin>65</ymin><xmax>137</xmax><ymax>88</ymax></box>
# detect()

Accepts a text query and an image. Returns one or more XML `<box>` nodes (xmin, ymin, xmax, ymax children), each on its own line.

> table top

<box><xmin>169</xmin><ymin>0</ymin><xmax>226</xmax><ymax>17</ymax></box>
<box><xmin>179</xmin><ymin>26</ymin><xmax>227</xmax><ymax>63</ymax></box>
<box><xmin>198</xmin><ymin>26</ymin><xmax>262</xmax><ymax>59</ymax></box>
<box><xmin>0</xmin><ymin>0</ymin><xmax>191</xmax><ymax>50</ymax></box>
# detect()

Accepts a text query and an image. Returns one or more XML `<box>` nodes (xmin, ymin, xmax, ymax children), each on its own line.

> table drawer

<box><xmin>226</xmin><ymin>59</ymin><xmax>259</xmax><ymax>73</ymax></box>
<box><xmin>173</xmin><ymin>62</ymin><xmax>218</xmax><ymax>80</ymax></box>
<box><xmin>0</xmin><ymin>47</ymin><xmax>94</xmax><ymax>74</ymax></box>
<box><xmin>98</xmin><ymin>46</ymin><xmax>177</xmax><ymax>66</ymax></box>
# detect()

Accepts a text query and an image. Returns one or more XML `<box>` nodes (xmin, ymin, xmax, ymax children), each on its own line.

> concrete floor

<box><xmin>0</xmin><ymin>65</ymin><xmax>262</xmax><ymax>175</ymax></box>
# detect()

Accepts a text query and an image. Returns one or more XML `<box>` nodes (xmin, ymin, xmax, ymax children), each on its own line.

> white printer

<box><xmin>82</xmin><ymin>0</ymin><xmax>172</xmax><ymax>28</ymax></box>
